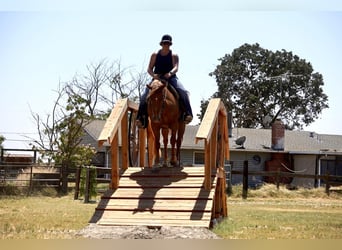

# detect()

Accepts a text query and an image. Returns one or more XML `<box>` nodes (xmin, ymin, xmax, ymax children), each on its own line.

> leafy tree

<box><xmin>31</xmin><ymin>89</ymin><xmax>96</xmax><ymax>194</ymax></box>
<box><xmin>199</xmin><ymin>43</ymin><xmax>329</xmax><ymax>130</ymax></box>
<box><xmin>53</xmin><ymin>93</ymin><xmax>96</xmax><ymax>194</ymax></box>
<box><xmin>30</xmin><ymin>59</ymin><xmax>148</xmax><ymax>194</ymax></box>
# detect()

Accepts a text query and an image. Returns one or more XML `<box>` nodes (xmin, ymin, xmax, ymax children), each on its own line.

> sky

<box><xmin>1</xmin><ymin>0</ymin><xmax>342</xmax><ymax>149</ymax></box>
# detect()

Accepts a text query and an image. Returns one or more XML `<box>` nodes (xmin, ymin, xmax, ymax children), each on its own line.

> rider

<box><xmin>136</xmin><ymin>34</ymin><xmax>193</xmax><ymax>128</ymax></box>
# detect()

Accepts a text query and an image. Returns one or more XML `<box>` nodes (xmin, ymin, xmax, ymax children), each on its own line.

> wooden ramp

<box><xmin>91</xmin><ymin>166</ymin><xmax>217</xmax><ymax>228</ymax></box>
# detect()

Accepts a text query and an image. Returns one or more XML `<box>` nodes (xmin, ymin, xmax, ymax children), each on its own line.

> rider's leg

<box><xmin>136</xmin><ymin>87</ymin><xmax>149</xmax><ymax>128</ymax></box>
<box><xmin>168</xmin><ymin>77</ymin><xmax>193</xmax><ymax>124</ymax></box>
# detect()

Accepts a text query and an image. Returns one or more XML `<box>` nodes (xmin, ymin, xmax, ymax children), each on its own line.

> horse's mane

<box><xmin>147</xmin><ymin>79</ymin><xmax>166</xmax><ymax>99</ymax></box>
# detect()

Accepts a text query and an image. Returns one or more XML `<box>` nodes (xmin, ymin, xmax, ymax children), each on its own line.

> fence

<box><xmin>0</xmin><ymin>162</ymin><xmax>111</xmax><ymax>198</ymax></box>
<box><xmin>229</xmin><ymin>160</ymin><xmax>342</xmax><ymax>198</ymax></box>
<box><xmin>0</xmin><ymin>163</ymin><xmax>61</xmax><ymax>195</ymax></box>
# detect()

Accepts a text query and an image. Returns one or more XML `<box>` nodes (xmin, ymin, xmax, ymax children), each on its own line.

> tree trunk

<box><xmin>61</xmin><ymin>163</ymin><xmax>69</xmax><ymax>194</ymax></box>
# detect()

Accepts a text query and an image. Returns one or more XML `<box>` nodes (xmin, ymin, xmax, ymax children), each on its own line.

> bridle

<box><xmin>148</xmin><ymin>80</ymin><xmax>168</xmax><ymax>123</ymax></box>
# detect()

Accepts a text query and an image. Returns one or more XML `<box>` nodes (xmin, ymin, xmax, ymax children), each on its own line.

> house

<box><xmin>82</xmin><ymin>120</ymin><xmax>342</xmax><ymax>188</ymax></box>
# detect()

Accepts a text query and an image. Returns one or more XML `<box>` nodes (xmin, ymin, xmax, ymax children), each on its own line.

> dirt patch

<box><xmin>76</xmin><ymin>224</ymin><xmax>221</xmax><ymax>239</ymax></box>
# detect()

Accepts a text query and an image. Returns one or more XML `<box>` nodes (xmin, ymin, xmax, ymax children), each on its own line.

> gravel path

<box><xmin>76</xmin><ymin>224</ymin><xmax>221</xmax><ymax>239</ymax></box>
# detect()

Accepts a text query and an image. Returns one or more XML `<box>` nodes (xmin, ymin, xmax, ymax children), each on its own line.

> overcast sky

<box><xmin>1</xmin><ymin>0</ymin><xmax>342</xmax><ymax>148</ymax></box>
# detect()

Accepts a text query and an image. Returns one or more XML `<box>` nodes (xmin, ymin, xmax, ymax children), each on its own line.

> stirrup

<box><xmin>184</xmin><ymin>115</ymin><xmax>193</xmax><ymax>124</ymax></box>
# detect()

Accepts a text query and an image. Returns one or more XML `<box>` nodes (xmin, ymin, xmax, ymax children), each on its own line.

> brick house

<box><xmin>82</xmin><ymin>120</ymin><xmax>342</xmax><ymax>187</ymax></box>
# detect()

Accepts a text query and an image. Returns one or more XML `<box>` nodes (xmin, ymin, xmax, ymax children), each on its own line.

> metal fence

<box><xmin>229</xmin><ymin>160</ymin><xmax>342</xmax><ymax>198</ymax></box>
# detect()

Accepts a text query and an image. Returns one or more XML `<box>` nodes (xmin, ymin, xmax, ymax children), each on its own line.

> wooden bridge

<box><xmin>91</xmin><ymin>98</ymin><xmax>229</xmax><ymax>228</ymax></box>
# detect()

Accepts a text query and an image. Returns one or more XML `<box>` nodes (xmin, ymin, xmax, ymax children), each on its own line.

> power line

<box><xmin>0</xmin><ymin>132</ymin><xmax>38</xmax><ymax>135</ymax></box>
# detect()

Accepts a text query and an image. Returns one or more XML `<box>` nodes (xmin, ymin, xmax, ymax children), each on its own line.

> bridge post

<box><xmin>121</xmin><ymin>110</ymin><xmax>129</xmax><ymax>170</ymax></box>
<box><xmin>110</xmin><ymin>131</ymin><xmax>119</xmax><ymax>189</ymax></box>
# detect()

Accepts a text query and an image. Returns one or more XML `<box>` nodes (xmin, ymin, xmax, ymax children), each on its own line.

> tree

<box><xmin>0</xmin><ymin>134</ymin><xmax>5</xmax><ymax>149</ymax></box>
<box><xmin>65</xmin><ymin>59</ymin><xmax>148</xmax><ymax>119</ymax></box>
<box><xmin>31</xmin><ymin>86</ymin><xmax>96</xmax><ymax>194</ymax></box>
<box><xmin>54</xmin><ymin>92</ymin><xmax>96</xmax><ymax>194</ymax></box>
<box><xmin>200</xmin><ymin>43</ymin><xmax>329</xmax><ymax>130</ymax></box>
<box><xmin>30</xmin><ymin>59</ymin><xmax>148</xmax><ymax>193</ymax></box>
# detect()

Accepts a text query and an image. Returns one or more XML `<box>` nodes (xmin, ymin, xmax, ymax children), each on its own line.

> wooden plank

<box><xmin>98</xmin><ymin>98</ymin><xmax>128</xmax><ymax>147</ymax></box>
<box><xmin>127</xmin><ymin>99</ymin><xmax>139</xmax><ymax>111</ymax></box>
<box><xmin>117</xmin><ymin>178</ymin><xmax>217</xmax><ymax>188</ymax></box>
<box><xmin>96</xmin><ymin>199</ymin><xmax>213</xmax><ymax>212</ymax></box>
<box><xmin>210</xmin><ymin>119</ymin><xmax>218</xmax><ymax>170</ymax></box>
<box><xmin>102</xmin><ymin>188</ymin><xmax>215</xmax><ymax>199</ymax></box>
<box><xmin>92</xmin><ymin>166</ymin><xmax>219</xmax><ymax>229</ymax></box>
<box><xmin>195</xmin><ymin>98</ymin><xmax>221</xmax><ymax>142</ymax></box>
<box><xmin>97</xmin><ymin>218</ymin><xmax>211</xmax><ymax>227</ymax></box>
<box><xmin>121</xmin><ymin>166</ymin><xmax>207</xmax><ymax>176</ymax></box>
<box><xmin>99</xmin><ymin>211</ymin><xmax>211</xmax><ymax>220</ymax></box>
<box><xmin>139</xmin><ymin>128</ymin><xmax>146</xmax><ymax>167</ymax></box>
<box><xmin>111</xmin><ymin>132</ymin><xmax>119</xmax><ymax>189</ymax></box>
<box><xmin>121</xmin><ymin>110</ymin><xmax>129</xmax><ymax>170</ymax></box>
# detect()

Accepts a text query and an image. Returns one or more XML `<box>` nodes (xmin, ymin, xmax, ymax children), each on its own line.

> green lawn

<box><xmin>0</xmin><ymin>193</ymin><xmax>97</xmax><ymax>239</ymax></box>
<box><xmin>1</xmin><ymin>185</ymin><xmax>341</xmax><ymax>239</ymax></box>
<box><xmin>213</xmin><ymin>197</ymin><xmax>342</xmax><ymax>239</ymax></box>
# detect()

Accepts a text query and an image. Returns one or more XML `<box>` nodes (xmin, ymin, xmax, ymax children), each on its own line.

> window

<box><xmin>321</xmin><ymin>159</ymin><xmax>342</xmax><ymax>184</ymax></box>
<box><xmin>194</xmin><ymin>152</ymin><xmax>205</xmax><ymax>165</ymax></box>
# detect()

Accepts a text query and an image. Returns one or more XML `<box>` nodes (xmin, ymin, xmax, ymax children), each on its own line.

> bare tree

<box><xmin>30</xmin><ymin>58</ymin><xmax>149</xmax><ymax>160</ymax></box>
<box><xmin>30</xmin><ymin>83</ymin><xmax>65</xmax><ymax>157</ymax></box>
<box><xmin>64</xmin><ymin>59</ymin><xmax>149</xmax><ymax>119</ymax></box>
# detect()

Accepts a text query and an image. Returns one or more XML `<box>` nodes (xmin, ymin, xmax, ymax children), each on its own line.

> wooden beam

<box><xmin>111</xmin><ymin>131</ymin><xmax>119</xmax><ymax>189</ymax></box>
<box><xmin>127</xmin><ymin>99</ymin><xmax>139</xmax><ymax>111</ymax></box>
<box><xmin>196</xmin><ymin>98</ymin><xmax>221</xmax><ymax>143</ymax></box>
<box><xmin>210</xmin><ymin>119</ymin><xmax>218</xmax><ymax>170</ymax></box>
<box><xmin>98</xmin><ymin>98</ymin><xmax>128</xmax><ymax>147</ymax></box>
<box><xmin>204</xmin><ymin>140</ymin><xmax>211</xmax><ymax>190</ymax></box>
<box><xmin>121</xmin><ymin>110</ymin><xmax>129</xmax><ymax>170</ymax></box>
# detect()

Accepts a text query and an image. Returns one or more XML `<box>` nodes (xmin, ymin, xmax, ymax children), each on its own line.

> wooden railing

<box><xmin>195</xmin><ymin>98</ymin><xmax>230</xmax><ymax>189</ymax></box>
<box><xmin>195</xmin><ymin>98</ymin><xmax>230</xmax><ymax>218</ymax></box>
<box><xmin>98</xmin><ymin>98</ymin><xmax>139</xmax><ymax>189</ymax></box>
<box><xmin>98</xmin><ymin>97</ymin><xmax>159</xmax><ymax>189</ymax></box>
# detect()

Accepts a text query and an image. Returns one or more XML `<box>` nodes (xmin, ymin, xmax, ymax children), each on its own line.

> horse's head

<box><xmin>147</xmin><ymin>79</ymin><xmax>167</xmax><ymax>96</ymax></box>
<box><xmin>147</xmin><ymin>79</ymin><xmax>168</xmax><ymax>124</ymax></box>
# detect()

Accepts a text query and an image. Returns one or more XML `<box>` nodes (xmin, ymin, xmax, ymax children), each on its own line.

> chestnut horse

<box><xmin>147</xmin><ymin>79</ymin><xmax>185</xmax><ymax>167</ymax></box>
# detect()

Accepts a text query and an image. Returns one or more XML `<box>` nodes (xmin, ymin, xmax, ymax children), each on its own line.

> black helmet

<box><xmin>159</xmin><ymin>34</ymin><xmax>172</xmax><ymax>45</ymax></box>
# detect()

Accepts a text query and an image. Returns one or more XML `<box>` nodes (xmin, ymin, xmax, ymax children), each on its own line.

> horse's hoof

<box><xmin>151</xmin><ymin>168</ymin><xmax>159</xmax><ymax>173</ymax></box>
<box><xmin>162</xmin><ymin>163</ymin><xmax>168</xmax><ymax>168</ymax></box>
<box><xmin>151</xmin><ymin>164</ymin><xmax>161</xmax><ymax>173</ymax></box>
<box><xmin>170</xmin><ymin>161</ymin><xmax>179</xmax><ymax>167</ymax></box>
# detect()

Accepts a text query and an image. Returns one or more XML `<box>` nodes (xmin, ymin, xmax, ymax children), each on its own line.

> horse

<box><xmin>146</xmin><ymin>78</ymin><xmax>185</xmax><ymax>168</ymax></box>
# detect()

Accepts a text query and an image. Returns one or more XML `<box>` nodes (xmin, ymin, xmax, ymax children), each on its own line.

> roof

<box><xmin>84</xmin><ymin>120</ymin><xmax>342</xmax><ymax>155</ymax></box>
<box><xmin>228</xmin><ymin>127</ymin><xmax>342</xmax><ymax>155</ymax></box>
<box><xmin>84</xmin><ymin>120</ymin><xmax>105</xmax><ymax>141</ymax></box>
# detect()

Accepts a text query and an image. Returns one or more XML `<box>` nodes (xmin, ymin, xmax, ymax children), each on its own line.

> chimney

<box><xmin>271</xmin><ymin>119</ymin><xmax>285</xmax><ymax>151</ymax></box>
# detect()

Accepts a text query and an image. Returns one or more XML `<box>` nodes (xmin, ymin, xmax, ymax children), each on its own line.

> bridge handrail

<box><xmin>97</xmin><ymin>98</ymin><xmax>138</xmax><ymax>189</ymax></box>
<box><xmin>195</xmin><ymin>98</ymin><xmax>230</xmax><ymax>189</ymax></box>
<box><xmin>98</xmin><ymin>98</ymin><xmax>138</xmax><ymax>147</ymax></box>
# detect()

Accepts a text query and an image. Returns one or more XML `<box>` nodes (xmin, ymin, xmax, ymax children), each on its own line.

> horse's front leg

<box><xmin>153</xmin><ymin>130</ymin><xmax>161</xmax><ymax>167</ymax></box>
<box><xmin>170</xmin><ymin>129</ymin><xmax>177</xmax><ymax>166</ymax></box>
<box><xmin>161</xmin><ymin>128</ymin><xmax>169</xmax><ymax>167</ymax></box>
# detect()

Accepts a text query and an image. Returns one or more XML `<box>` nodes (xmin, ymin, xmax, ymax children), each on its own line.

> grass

<box><xmin>213</xmin><ymin>184</ymin><xmax>342</xmax><ymax>239</ymax></box>
<box><xmin>0</xmin><ymin>184</ymin><xmax>341</xmax><ymax>239</ymax></box>
<box><xmin>0</xmin><ymin>189</ymin><xmax>97</xmax><ymax>239</ymax></box>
